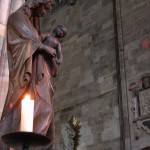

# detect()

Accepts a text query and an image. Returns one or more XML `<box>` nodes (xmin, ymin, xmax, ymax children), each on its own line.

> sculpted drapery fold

<box><xmin>0</xmin><ymin>0</ymin><xmax>55</xmax><ymax>149</ymax></box>
<box><xmin>2</xmin><ymin>10</ymin><xmax>41</xmax><ymax>118</ymax></box>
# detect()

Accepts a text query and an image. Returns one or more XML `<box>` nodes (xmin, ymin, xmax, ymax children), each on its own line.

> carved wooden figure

<box><xmin>0</xmin><ymin>0</ymin><xmax>65</xmax><ymax>150</ymax></box>
<box><xmin>42</xmin><ymin>25</ymin><xmax>67</xmax><ymax>77</ymax></box>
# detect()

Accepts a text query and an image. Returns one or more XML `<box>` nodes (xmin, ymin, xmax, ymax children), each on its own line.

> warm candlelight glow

<box><xmin>24</xmin><ymin>94</ymin><xmax>30</xmax><ymax>99</ymax></box>
<box><xmin>20</xmin><ymin>94</ymin><xmax>34</xmax><ymax>132</ymax></box>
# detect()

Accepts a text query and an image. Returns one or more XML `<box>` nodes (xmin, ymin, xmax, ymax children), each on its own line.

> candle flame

<box><xmin>24</xmin><ymin>94</ymin><xmax>30</xmax><ymax>100</ymax></box>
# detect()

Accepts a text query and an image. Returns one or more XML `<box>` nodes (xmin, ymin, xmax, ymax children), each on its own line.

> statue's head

<box><xmin>53</xmin><ymin>25</ymin><xmax>67</xmax><ymax>38</ymax></box>
<box><xmin>24</xmin><ymin>0</ymin><xmax>53</xmax><ymax>17</ymax></box>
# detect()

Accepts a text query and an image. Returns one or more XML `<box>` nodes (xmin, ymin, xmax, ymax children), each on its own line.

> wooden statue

<box><xmin>0</xmin><ymin>0</ymin><xmax>67</xmax><ymax>149</ymax></box>
<box><xmin>42</xmin><ymin>25</ymin><xmax>67</xmax><ymax>77</ymax></box>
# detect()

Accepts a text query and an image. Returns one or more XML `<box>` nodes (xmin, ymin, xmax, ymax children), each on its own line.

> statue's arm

<box><xmin>56</xmin><ymin>43</ymin><xmax>63</xmax><ymax>64</ymax></box>
<box><xmin>40</xmin><ymin>32</ymin><xmax>51</xmax><ymax>41</ymax></box>
<box><xmin>38</xmin><ymin>44</ymin><xmax>56</xmax><ymax>57</ymax></box>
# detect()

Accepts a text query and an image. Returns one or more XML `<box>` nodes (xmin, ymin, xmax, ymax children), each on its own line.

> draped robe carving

<box><xmin>0</xmin><ymin>1</ymin><xmax>56</xmax><ymax>149</ymax></box>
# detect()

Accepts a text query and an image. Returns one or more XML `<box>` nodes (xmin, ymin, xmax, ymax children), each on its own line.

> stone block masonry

<box><xmin>42</xmin><ymin>0</ymin><xmax>120</xmax><ymax>149</ymax></box>
<box><xmin>0</xmin><ymin>0</ymin><xmax>150</xmax><ymax>149</ymax></box>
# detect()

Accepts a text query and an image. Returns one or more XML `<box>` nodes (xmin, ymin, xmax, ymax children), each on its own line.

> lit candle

<box><xmin>20</xmin><ymin>95</ymin><xmax>34</xmax><ymax>132</ymax></box>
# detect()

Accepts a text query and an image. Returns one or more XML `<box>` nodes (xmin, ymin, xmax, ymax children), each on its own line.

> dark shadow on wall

<box><xmin>142</xmin><ymin>147</ymin><xmax>150</xmax><ymax>150</ymax></box>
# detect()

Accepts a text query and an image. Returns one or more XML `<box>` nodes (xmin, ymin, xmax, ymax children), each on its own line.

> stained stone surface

<box><xmin>41</xmin><ymin>0</ymin><xmax>150</xmax><ymax>149</ymax></box>
<box><xmin>42</xmin><ymin>0</ymin><xmax>120</xmax><ymax>150</ymax></box>
<box><xmin>120</xmin><ymin>1</ymin><xmax>150</xmax><ymax>150</ymax></box>
<box><xmin>0</xmin><ymin>0</ymin><xmax>150</xmax><ymax>149</ymax></box>
<box><xmin>41</xmin><ymin>1</ymin><xmax>120</xmax><ymax>149</ymax></box>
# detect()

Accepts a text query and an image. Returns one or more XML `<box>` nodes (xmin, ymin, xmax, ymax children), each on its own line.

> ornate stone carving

<box><xmin>142</xmin><ymin>76</ymin><xmax>150</xmax><ymax>89</ymax></box>
<box><xmin>131</xmin><ymin>97</ymin><xmax>139</xmax><ymax>119</ymax></box>
<box><xmin>129</xmin><ymin>73</ymin><xmax>150</xmax><ymax>134</ymax></box>
<box><xmin>139</xmin><ymin>88</ymin><xmax>150</xmax><ymax>116</ymax></box>
<box><xmin>137</xmin><ymin>119</ymin><xmax>150</xmax><ymax>134</ymax></box>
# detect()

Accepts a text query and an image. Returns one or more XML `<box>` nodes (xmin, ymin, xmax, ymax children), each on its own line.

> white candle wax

<box><xmin>20</xmin><ymin>95</ymin><xmax>34</xmax><ymax>132</ymax></box>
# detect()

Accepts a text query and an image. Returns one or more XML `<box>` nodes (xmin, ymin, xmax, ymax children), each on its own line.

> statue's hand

<box><xmin>43</xmin><ymin>45</ymin><xmax>56</xmax><ymax>57</ymax></box>
<box><xmin>38</xmin><ymin>44</ymin><xmax>56</xmax><ymax>57</ymax></box>
<box><xmin>56</xmin><ymin>58</ymin><xmax>62</xmax><ymax>65</ymax></box>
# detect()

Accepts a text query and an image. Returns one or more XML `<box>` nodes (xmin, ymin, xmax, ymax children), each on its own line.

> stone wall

<box><xmin>41</xmin><ymin>0</ymin><xmax>121</xmax><ymax>149</ymax></box>
<box><xmin>0</xmin><ymin>0</ymin><xmax>150</xmax><ymax>149</ymax></box>
<box><xmin>41</xmin><ymin>0</ymin><xmax>150</xmax><ymax>149</ymax></box>
<box><xmin>120</xmin><ymin>0</ymin><xmax>150</xmax><ymax>150</ymax></box>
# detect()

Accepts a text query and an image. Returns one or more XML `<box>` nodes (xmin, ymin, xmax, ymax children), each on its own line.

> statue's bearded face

<box><xmin>33</xmin><ymin>1</ymin><xmax>52</xmax><ymax>17</ymax></box>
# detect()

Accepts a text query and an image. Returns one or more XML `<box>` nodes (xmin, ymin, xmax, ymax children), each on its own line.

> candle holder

<box><xmin>1</xmin><ymin>131</ymin><xmax>51</xmax><ymax>150</ymax></box>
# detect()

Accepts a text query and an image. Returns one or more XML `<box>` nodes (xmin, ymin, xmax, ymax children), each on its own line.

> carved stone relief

<box><xmin>129</xmin><ymin>73</ymin><xmax>150</xmax><ymax>134</ymax></box>
<box><xmin>137</xmin><ymin>119</ymin><xmax>150</xmax><ymax>134</ymax></box>
<box><xmin>139</xmin><ymin>88</ymin><xmax>150</xmax><ymax>116</ymax></box>
<box><xmin>131</xmin><ymin>97</ymin><xmax>139</xmax><ymax>119</ymax></box>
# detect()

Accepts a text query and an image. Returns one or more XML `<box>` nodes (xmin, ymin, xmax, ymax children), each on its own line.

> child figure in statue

<box><xmin>42</xmin><ymin>25</ymin><xmax>67</xmax><ymax>77</ymax></box>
